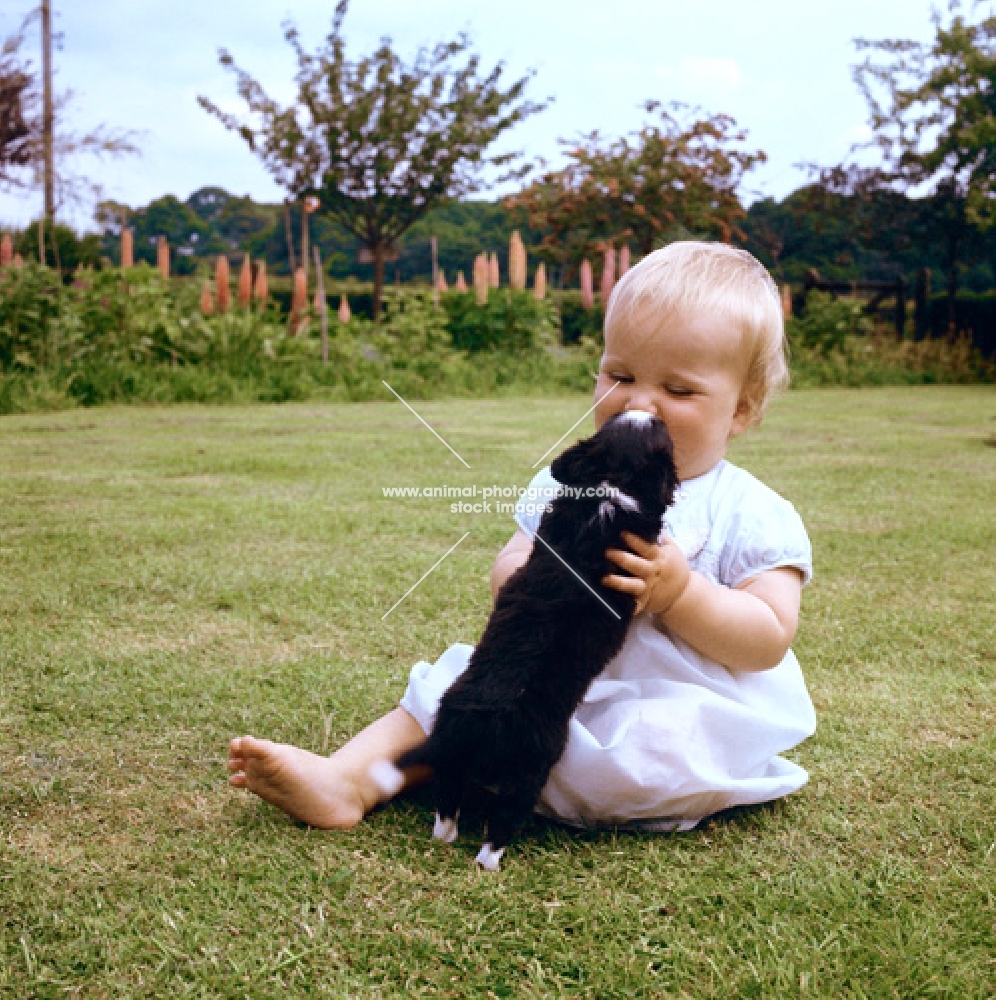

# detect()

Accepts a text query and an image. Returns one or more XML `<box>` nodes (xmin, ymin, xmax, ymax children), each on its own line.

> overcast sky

<box><xmin>0</xmin><ymin>0</ymin><xmax>957</xmax><ymax>230</ymax></box>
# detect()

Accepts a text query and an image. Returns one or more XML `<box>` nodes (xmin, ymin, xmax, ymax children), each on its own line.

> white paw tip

<box><xmin>367</xmin><ymin>760</ymin><xmax>405</xmax><ymax>800</ymax></box>
<box><xmin>474</xmin><ymin>843</ymin><xmax>505</xmax><ymax>872</ymax></box>
<box><xmin>432</xmin><ymin>813</ymin><xmax>459</xmax><ymax>844</ymax></box>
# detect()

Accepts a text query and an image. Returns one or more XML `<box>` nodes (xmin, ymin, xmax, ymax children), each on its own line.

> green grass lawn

<box><xmin>1</xmin><ymin>387</ymin><xmax>995</xmax><ymax>998</ymax></box>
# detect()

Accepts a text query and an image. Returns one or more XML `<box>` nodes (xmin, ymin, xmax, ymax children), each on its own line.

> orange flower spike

<box><xmin>237</xmin><ymin>255</ymin><xmax>252</xmax><ymax>308</ymax></box>
<box><xmin>216</xmin><ymin>255</ymin><xmax>231</xmax><ymax>313</ymax></box>
<box><xmin>509</xmin><ymin>231</ymin><xmax>527</xmax><ymax>290</ymax></box>
<box><xmin>199</xmin><ymin>279</ymin><xmax>215</xmax><ymax>316</ymax></box>
<box><xmin>533</xmin><ymin>261</ymin><xmax>547</xmax><ymax>301</ymax></box>
<box><xmin>473</xmin><ymin>254</ymin><xmax>489</xmax><ymax>305</ymax></box>
<box><xmin>253</xmin><ymin>260</ymin><xmax>269</xmax><ymax>304</ymax></box>
<box><xmin>600</xmin><ymin>247</ymin><xmax>616</xmax><ymax>303</ymax></box>
<box><xmin>157</xmin><ymin>236</ymin><xmax>170</xmax><ymax>279</ymax></box>
<box><xmin>580</xmin><ymin>259</ymin><xmax>594</xmax><ymax>310</ymax></box>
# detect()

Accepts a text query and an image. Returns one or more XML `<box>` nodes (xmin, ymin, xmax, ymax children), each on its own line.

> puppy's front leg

<box><xmin>474</xmin><ymin>842</ymin><xmax>505</xmax><ymax>871</ymax></box>
<box><xmin>432</xmin><ymin>812</ymin><xmax>459</xmax><ymax>844</ymax></box>
<box><xmin>475</xmin><ymin>790</ymin><xmax>536</xmax><ymax>871</ymax></box>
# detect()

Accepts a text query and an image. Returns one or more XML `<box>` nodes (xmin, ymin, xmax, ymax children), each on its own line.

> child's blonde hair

<box><xmin>604</xmin><ymin>241</ymin><xmax>789</xmax><ymax>426</ymax></box>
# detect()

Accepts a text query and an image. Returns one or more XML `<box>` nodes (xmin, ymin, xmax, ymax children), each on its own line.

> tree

<box><xmin>0</xmin><ymin>28</ymin><xmax>35</xmax><ymax>188</ymax></box>
<box><xmin>506</xmin><ymin>102</ymin><xmax>764</xmax><ymax>279</ymax></box>
<box><xmin>1</xmin><ymin>8</ymin><xmax>138</xmax><ymax>266</ymax></box>
<box><xmin>199</xmin><ymin>0</ymin><xmax>543</xmax><ymax>319</ymax></box>
<box><xmin>853</xmin><ymin>0</ymin><xmax>996</xmax><ymax>315</ymax></box>
<box><xmin>15</xmin><ymin>219</ymin><xmax>101</xmax><ymax>275</ymax></box>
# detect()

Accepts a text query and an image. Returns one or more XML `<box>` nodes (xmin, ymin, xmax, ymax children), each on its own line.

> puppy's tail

<box><xmin>367</xmin><ymin>740</ymin><xmax>434</xmax><ymax>802</ymax></box>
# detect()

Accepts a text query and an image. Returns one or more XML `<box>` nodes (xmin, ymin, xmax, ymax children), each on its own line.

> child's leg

<box><xmin>227</xmin><ymin>707</ymin><xmax>428</xmax><ymax>829</ymax></box>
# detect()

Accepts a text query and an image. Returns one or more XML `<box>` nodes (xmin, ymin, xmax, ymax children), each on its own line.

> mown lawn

<box><xmin>1</xmin><ymin>387</ymin><xmax>994</xmax><ymax>999</ymax></box>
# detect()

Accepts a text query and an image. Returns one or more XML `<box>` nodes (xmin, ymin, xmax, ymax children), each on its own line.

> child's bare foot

<box><xmin>227</xmin><ymin>736</ymin><xmax>369</xmax><ymax>829</ymax></box>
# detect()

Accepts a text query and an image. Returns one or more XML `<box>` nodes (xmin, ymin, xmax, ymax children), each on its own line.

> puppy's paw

<box><xmin>432</xmin><ymin>813</ymin><xmax>459</xmax><ymax>844</ymax></box>
<box><xmin>474</xmin><ymin>842</ymin><xmax>505</xmax><ymax>872</ymax></box>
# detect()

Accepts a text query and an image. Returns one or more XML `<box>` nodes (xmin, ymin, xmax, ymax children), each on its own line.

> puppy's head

<box><xmin>550</xmin><ymin>411</ymin><xmax>679</xmax><ymax>515</ymax></box>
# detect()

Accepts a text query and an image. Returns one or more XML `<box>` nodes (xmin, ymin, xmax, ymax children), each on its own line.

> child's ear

<box><xmin>730</xmin><ymin>396</ymin><xmax>753</xmax><ymax>438</ymax></box>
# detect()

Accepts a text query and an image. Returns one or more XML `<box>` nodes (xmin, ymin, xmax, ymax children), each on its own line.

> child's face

<box><xmin>594</xmin><ymin>311</ymin><xmax>751</xmax><ymax>481</ymax></box>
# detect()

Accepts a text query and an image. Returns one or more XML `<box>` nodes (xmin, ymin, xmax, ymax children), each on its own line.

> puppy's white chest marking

<box><xmin>613</xmin><ymin>489</ymin><xmax>640</xmax><ymax>512</ymax></box>
<box><xmin>595</xmin><ymin>481</ymin><xmax>640</xmax><ymax>525</ymax></box>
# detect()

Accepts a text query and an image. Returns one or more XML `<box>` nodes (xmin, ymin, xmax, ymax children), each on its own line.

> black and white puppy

<box><xmin>372</xmin><ymin>411</ymin><xmax>679</xmax><ymax>870</ymax></box>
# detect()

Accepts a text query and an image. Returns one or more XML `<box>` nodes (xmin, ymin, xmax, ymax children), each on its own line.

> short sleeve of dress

<box><xmin>513</xmin><ymin>466</ymin><xmax>561</xmax><ymax>539</ymax></box>
<box><xmin>717</xmin><ymin>489</ymin><xmax>813</xmax><ymax>589</ymax></box>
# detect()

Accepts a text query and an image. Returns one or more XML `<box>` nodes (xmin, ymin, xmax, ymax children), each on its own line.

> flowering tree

<box><xmin>199</xmin><ymin>0</ymin><xmax>543</xmax><ymax>319</ymax></box>
<box><xmin>506</xmin><ymin>102</ymin><xmax>764</xmax><ymax>279</ymax></box>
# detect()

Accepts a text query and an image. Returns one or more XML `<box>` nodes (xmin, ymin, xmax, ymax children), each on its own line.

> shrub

<box><xmin>790</xmin><ymin>328</ymin><xmax>995</xmax><ymax>387</ymax></box>
<box><xmin>787</xmin><ymin>290</ymin><xmax>873</xmax><ymax>354</ymax></box>
<box><xmin>0</xmin><ymin>262</ymin><xmax>67</xmax><ymax>369</ymax></box>
<box><xmin>556</xmin><ymin>292</ymin><xmax>604</xmax><ymax>345</ymax></box>
<box><xmin>15</xmin><ymin>222</ymin><xmax>102</xmax><ymax>278</ymax></box>
<box><xmin>442</xmin><ymin>288</ymin><xmax>558</xmax><ymax>352</ymax></box>
<box><xmin>270</xmin><ymin>278</ymin><xmax>377</xmax><ymax>322</ymax></box>
<box><xmin>925</xmin><ymin>290</ymin><xmax>996</xmax><ymax>358</ymax></box>
<box><xmin>1</xmin><ymin>263</ymin><xmax>991</xmax><ymax>416</ymax></box>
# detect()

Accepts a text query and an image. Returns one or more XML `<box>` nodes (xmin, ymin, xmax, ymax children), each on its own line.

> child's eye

<box><xmin>604</xmin><ymin>372</ymin><xmax>634</xmax><ymax>383</ymax></box>
<box><xmin>665</xmin><ymin>385</ymin><xmax>693</xmax><ymax>397</ymax></box>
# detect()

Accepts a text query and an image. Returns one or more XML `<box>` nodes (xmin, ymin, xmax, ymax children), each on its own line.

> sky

<box><xmin>0</xmin><ymin>0</ymin><xmax>954</xmax><ymax>231</ymax></box>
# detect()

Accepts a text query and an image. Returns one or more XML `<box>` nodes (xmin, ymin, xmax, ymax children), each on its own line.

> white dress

<box><xmin>400</xmin><ymin>460</ymin><xmax>817</xmax><ymax>831</ymax></box>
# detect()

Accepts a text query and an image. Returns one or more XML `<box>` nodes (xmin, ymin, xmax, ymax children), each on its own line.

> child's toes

<box><xmin>229</xmin><ymin>771</ymin><xmax>248</xmax><ymax>788</ymax></box>
<box><xmin>238</xmin><ymin>735</ymin><xmax>274</xmax><ymax>760</ymax></box>
<box><xmin>227</xmin><ymin>756</ymin><xmax>245</xmax><ymax>772</ymax></box>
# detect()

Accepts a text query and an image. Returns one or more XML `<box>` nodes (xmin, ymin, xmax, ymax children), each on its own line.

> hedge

<box><xmin>925</xmin><ymin>291</ymin><xmax>996</xmax><ymax>358</ymax></box>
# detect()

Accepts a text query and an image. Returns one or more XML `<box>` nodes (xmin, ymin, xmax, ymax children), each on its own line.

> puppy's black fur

<box><xmin>392</xmin><ymin>412</ymin><xmax>679</xmax><ymax>869</ymax></box>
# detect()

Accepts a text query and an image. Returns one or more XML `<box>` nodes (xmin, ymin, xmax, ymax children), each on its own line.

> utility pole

<box><xmin>41</xmin><ymin>0</ymin><xmax>54</xmax><ymax>222</ymax></box>
<box><xmin>36</xmin><ymin>0</ymin><xmax>54</xmax><ymax>266</ymax></box>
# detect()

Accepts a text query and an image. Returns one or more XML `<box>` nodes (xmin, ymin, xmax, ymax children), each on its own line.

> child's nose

<box><xmin>625</xmin><ymin>393</ymin><xmax>660</xmax><ymax>418</ymax></box>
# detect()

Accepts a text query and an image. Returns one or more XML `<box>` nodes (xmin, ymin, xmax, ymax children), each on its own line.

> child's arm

<box><xmin>603</xmin><ymin>532</ymin><xmax>802</xmax><ymax>673</ymax></box>
<box><xmin>491</xmin><ymin>530</ymin><xmax>534</xmax><ymax>600</ymax></box>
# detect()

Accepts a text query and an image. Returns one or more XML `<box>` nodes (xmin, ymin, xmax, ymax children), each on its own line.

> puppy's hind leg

<box><xmin>431</xmin><ymin>768</ymin><xmax>464</xmax><ymax>845</ymax></box>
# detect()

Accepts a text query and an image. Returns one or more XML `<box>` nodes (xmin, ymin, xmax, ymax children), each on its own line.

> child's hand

<box><xmin>603</xmin><ymin>532</ymin><xmax>691</xmax><ymax>616</ymax></box>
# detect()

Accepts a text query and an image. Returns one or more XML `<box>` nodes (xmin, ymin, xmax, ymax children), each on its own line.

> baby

<box><xmin>228</xmin><ymin>241</ymin><xmax>816</xmax><ymax>832</ymax></box>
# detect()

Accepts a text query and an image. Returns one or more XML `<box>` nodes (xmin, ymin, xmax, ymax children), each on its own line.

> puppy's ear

<box><xmin>550</xmin><ymin>436</ymin><xmax>605</xmax><ymax>486</ymax></box>
<box><xmin>661</xmin><ymin>457</ymin><xmax>681</xmax><ymax>508</ymax></box>
<box><xmin>650</xmin><ymin>423</ymin><xmax>680</xmax><ymax>508</ymax></box>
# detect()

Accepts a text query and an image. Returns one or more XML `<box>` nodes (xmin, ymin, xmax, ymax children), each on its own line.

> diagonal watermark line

<box><xmin>382</xmin><ymin>381</ymin><xmax>471</xmax><ymax>468</ymax></box>
<box><xmin>382</xmin><ymin>531</ymin><xmax>471</xmax><ymax>620</ymax></box>
<box><xmin>531</xmin><ymin>381</ymin><xmax>620</xmax><ymax>468</ymax></box>
<box><xmin>531</xmin><ymin>530</ymin><xmax>621</xmax><ymax>620</ymax></box>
